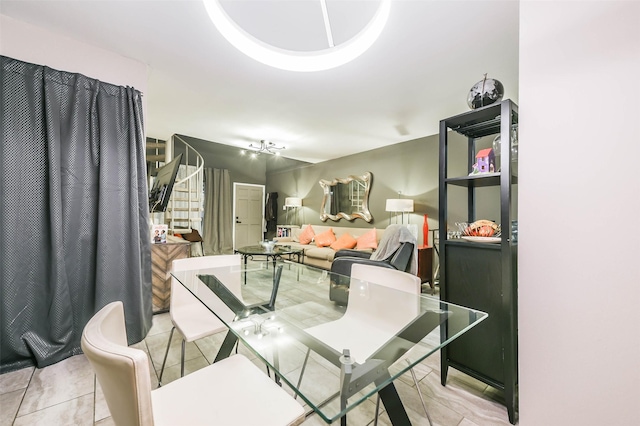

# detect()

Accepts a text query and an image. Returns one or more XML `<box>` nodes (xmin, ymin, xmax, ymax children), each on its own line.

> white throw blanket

<box><xmin>370</xmin><ymin>224</ymin><xmax>418</xmax><ymax>275</ymax></box>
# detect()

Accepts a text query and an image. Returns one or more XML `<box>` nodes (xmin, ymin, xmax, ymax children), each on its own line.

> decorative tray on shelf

<box><xmin>461</xmin><ymin>236</ymin><xmax>501</xmax><ymax>243</ymax></box>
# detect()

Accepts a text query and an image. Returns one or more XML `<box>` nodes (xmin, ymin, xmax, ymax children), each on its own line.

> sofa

<box><xmin>274</xmin><ymin>224</ymin><xmax>385</xmax><ymax>270</ymax></box>
<box><xmin>328</xmin><ymin>224</ymin><xmax>418</xmax><ymax>305</ymax></box>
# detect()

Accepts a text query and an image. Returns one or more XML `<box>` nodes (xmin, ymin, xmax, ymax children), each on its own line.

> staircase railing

<box><xmin>167</xmin><ymin>135</ymin><xmax>204</xmax><ymax>233</ymax></box>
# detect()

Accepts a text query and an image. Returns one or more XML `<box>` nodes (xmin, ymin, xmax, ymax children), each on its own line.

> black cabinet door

<box><xmin>444</xmin><ymin>243</ymin><xmax>504</xmax><ymax>384</ymax></box>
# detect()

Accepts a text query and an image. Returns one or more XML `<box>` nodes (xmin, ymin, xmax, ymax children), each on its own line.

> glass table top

<box><xmin>171</xmin><ymin>261</ymin><xmax>487</xmax><ymax>424</ymax></box>
<box><xmin>235</xmin><ymin>244</ymin><xmax>303</xmax><ymax>256</ymax></box>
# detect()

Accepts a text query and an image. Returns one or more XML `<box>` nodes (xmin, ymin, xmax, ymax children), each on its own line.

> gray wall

<box><xmin>172</xmin><ymin>135</ymin><xmax>311</xmax><ymax>228</ymax></box>
<box><xmin>266</xmin><ymin>131</ymin><xmax>504</xmax><ymax>246</ymax></box>
<box><xmin>175</xmin><ymin>134</ymin><xmax>311</xmax><ymax>186</ymax></box>
<box><xmin>175</xmin><ymin>135</ymin><xmax>266</xmax><ymax>185</ymax></box>
<box><xmin>171</xmin><ymin>131</ymin><xmax>506</xmax><ymax>246</ymax></box>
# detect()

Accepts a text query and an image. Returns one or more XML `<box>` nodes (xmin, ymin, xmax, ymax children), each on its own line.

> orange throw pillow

<box><xmin>356</xmin><ymin>228</ymin><xmax>378</xmax><ymax>250</ymax></box>
<box><xmin>330</xmin><ymin>233</ymin><xmax>357</xmax><ymax>251</ymax></box>
<box><xmin>315</xmin><ymin>228</ymin><xmax>337</xmax><ymax>247</ymax></box>
<box><xmin>299</xmin><ymin>225</ymin><xmax>315</xmax><ymax>245</ymax></box>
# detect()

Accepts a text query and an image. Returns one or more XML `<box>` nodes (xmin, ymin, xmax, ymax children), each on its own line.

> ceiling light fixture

<box><xmin>202</xmin><ymin>0</ymin><xmax>391</xmax><ymax>72</ymax></box>
<box><xmin>241</xmin><ymin>140</ymin><xmax>285</xmax><ymax>157</ymax></box>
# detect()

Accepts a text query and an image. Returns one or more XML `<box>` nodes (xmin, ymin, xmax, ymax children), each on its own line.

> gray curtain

<box><xmin>203</xmin><ymin>168</ymin><xmax>232</xmax><ymax>254</ymax></box>
<box><xmin>0</xmin><ymin>56</ymin><xmax>152</xmax><ymax>373</ymax></box>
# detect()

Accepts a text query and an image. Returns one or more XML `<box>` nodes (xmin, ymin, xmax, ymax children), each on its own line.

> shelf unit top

<box><xmin>442</xmin><ymin>99</ymin><xmax>518</xmax><ymax>139</ymax></box>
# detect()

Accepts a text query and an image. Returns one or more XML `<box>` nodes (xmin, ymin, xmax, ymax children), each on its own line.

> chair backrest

<box><xmin>373</xmin><ymin>224</ymin><xmax>417</xmax><ymax>260</ymax></box>
<box><xmin>81</xmin><ymin>302</ymin><xmax>154</xmax><ymax>426</ymax></box>
<box><xmin>171</xmin><ymin>254</ymin><xmax>241</xmax><ymax>272</ymax></box>
<box><xmin>171</xmin><ymin>255</ymin><xmax>242</xmax><ymax>325</ymax></box>
<box><xmin>389</xmin><ymin>242</ymin><xmax>415</xmax><ymax>271</ymax></box>
<box><xmin>351</xmin><ymin>263</ymin><xmax>420</xmax><ymax>295</ymax></box>
<box><xmin>345</xmin><ymin>264</ymin><xmax>421</xmax><ymax>332</ymax></box>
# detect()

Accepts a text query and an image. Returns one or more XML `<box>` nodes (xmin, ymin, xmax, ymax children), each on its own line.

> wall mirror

<box><xmin>319</xmin><ymin>171</ymin><xmax>373</xmax><ymax>222</ymax></box>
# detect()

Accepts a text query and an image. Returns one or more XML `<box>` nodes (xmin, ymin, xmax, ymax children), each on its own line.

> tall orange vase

<box><xmin>423</xmin><ymin>214</ymin><xmax>429</xmax><ymax>247</ymax></box>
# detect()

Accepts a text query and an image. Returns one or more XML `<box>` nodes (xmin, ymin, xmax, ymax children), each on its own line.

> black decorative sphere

<box><xmin>467</xmin><ymin>75</ymin><xmax>504</xmax><ymax>109</ymax></box>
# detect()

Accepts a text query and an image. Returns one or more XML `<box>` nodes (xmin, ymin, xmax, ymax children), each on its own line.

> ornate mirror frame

<box><xmin>319</xmin><ymin>171</ymin><xmax>373</xmax><ymax>222</ymax></box>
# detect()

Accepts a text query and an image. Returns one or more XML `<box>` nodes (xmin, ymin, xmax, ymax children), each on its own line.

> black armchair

<box><xmin>329</xmin><ymin>226</ymin><xmax>416</xmax><ymax>305</ymax></box>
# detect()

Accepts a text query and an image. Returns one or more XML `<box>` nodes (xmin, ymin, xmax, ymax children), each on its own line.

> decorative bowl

<box><xmin>259</xmin><ymin>240</ymin><xmax>276</xmax><ymax>251</ymax></box>
<box><xmin>456</xmin><ymin>221</ymin><xmax>501</xmax><ymax>238</ymax></box>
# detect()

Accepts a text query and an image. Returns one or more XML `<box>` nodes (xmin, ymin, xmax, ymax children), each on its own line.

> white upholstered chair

<box><xmin>82</xmin><ymin>301</ymin><xmax>304</xmax><ymax>426</ymax></box>
<box><xmin>158</xmin><ymin>254</ymin><xmax>241</xmax><ymax>384</ymax></box>
<box><xmin>300</xmin><ymin>264</ymin><xmax>431</xmax><ymax>424</ymax></box>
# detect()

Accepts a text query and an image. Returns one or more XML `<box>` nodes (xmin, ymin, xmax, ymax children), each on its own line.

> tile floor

<box><xmin>1</xmin><ymin>286</ymin><xmax>512</xmax><ymax>426</ymax></box>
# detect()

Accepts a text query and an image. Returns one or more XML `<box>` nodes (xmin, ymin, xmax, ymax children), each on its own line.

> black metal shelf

<box><xmin>446</xmin><ymin>173</ymin><xmax>519</xmax><ymax>188</ymax></box>
<box><xmin>444</xmin><ymin>239</ymin><xmax>503</xmax><ymax>249</ymax></box>
<box><xmin>444</xmin><ymin>100</ymin><xmax>519</xmax><ymax>139</ymax></box>
<box><xmin>438</xmin><ymin>99</ymin><xmax>519</xmax><ymax>425</ymax></box>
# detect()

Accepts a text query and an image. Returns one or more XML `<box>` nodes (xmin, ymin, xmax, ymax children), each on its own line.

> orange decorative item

<box><xmin>423</xmin><ymin>214</ymin><xmax>429</xmax><ymax>247</ymax></box>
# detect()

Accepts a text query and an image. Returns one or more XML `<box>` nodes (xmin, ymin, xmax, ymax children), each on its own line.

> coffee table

<box><xmin>234</xmin><ymin>244</ymin><xmax>304</xmax><ymax>280</ymax></box>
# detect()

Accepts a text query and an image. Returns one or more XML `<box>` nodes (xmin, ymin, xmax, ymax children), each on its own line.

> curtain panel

<box><xmin>203</xmin><ymin>168</ymin><xmax>233</xmax><ymax>255</ymax></box>
<box><xmin>0</xmin><ymin>56</ymin><xmax>152</xmax><ymax>372</ymax></box>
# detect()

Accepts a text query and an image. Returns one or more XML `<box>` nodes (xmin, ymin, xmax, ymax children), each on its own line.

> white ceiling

<box><xmin>0</xmin><ymin>0</ymin><xmax>519</xmax><ymax>163</ymax></box>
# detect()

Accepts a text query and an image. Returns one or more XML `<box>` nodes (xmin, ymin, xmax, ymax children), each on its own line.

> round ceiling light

<box><xmin>202</xmin><ymin>0</ymin><xmax>391</xmax><ymax>72</ymax></box>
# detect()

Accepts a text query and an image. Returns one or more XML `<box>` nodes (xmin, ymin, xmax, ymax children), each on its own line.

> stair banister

<box><xmin>169</xmin><ymin>135</ymin><xmax>204</xmax><ymax>233</ymax></box>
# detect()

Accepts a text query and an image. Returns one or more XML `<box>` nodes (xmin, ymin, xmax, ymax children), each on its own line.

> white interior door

<box><xmin>233</xmin><ymin>183</ymin><xmax>264</xmax><ymax>250</ymax></box>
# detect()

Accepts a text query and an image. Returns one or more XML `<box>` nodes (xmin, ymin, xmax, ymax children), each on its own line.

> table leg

<box><xmin>339</xmin><ymin>350</ymin><xmax>353</xmax><ymax>426</ymax></box>
<box><xmin>272</xmin><ymin>339</ymin><xmax>281</xmax><ymax>386</ymax></box>
<box><xmin>214</xmin><ymin>331</ymin><xmax>238</xmax><ymax>363</ymax></box>
<box><xmin>378</xmin><ymin>382</ymin><xmax>411</xmax><ymax>426</ymax></box>
<box><xmin>243</xmin><ymin>254</ymin><xmax>248</xmax><ymax>285</ymax></box>
<box><xmin>297</xmin><ymin>252</ymin><xmax>304</xmax><ymax>280</ymax></box>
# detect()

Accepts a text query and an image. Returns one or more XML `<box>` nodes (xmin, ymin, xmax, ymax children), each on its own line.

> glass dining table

<box><xmin>171</xmin><ymin>261</ymin><xmax>487</xmax><ymax>425</ymax></box>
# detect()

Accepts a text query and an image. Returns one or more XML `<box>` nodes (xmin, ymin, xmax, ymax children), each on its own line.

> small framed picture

<box><xmin>152</xmin><ymin>224</ymin><xmax>168</xmax><ymax>244</ymax></box>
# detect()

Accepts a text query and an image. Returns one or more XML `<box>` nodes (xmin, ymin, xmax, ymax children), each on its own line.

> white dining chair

<box><xmin>158</xmin><ymin>254</ymin><xmax>241</xmax><ymax>385</ymax></box>
<box><xmin>82</xmin><ymin>301</ymin><xmax>304</xmax><ymax>426</ymax></box>
<box><xmin>299</xmin><ymin>264</ymin><xmax>431</xmax><ymax>424</ymax></box>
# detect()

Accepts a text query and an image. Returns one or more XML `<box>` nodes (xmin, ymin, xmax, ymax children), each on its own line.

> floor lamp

<box><xmin>385</xmin><ymin>198</ymin><xmax>414</xmax><ymax>224</ymax></box>
<box><xmin>386</xmin><ymin>198</ymin><xmax>418</xmax><ymax>239</ymax></box>
<box><xmin>284</xmin><ymin>197</ymin><xmax>302</xmax><ymax>226</ymax></box>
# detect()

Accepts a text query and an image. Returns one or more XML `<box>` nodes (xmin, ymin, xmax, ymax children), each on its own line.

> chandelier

<box><xmin>242</xmin><ymin>140</ymin><xmax>285</xmax><ymax>157</ymax></box>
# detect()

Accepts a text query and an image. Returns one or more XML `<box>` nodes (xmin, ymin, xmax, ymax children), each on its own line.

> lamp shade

<box><xmin>385</xmin><ymin>199</ymin><xmax>413</xmax><ymax>212</ymax></box>
<box><xmin>284</xmin><ymin>197</ymin><xmax>302</xmax><ymax>207</ymax></box>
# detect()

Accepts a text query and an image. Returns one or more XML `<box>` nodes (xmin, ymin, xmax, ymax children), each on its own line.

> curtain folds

<box><xmin>203</xmin><ymin>168</ymin><xmax>233</xmax><ymax>255</ymax></box>
<box><xmin>0</xmin><ymin>56</ymin><xmax>152</xmax><ymax>373</ymax></box>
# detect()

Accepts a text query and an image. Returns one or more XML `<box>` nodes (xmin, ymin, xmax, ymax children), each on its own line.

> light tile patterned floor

<box><xmin>1</xmin><ymin>290</ymin><xmax>512</xmax><ymax>426</ymax></box>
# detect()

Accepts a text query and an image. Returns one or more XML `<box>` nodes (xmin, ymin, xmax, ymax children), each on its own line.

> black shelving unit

<box><xmin>438</xmin><ymin>100</ymin><xmax>518</xmax><ymax>424</ymax></box>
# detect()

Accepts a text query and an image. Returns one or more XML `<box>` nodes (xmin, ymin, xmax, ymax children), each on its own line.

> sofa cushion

<box><xmin>290</xmin><ymin>227</ymin><xmax>302</xmax><ymax>242</ymax></box>
<box><xmin>305</xmin><ymin>247</ymin><xmax>336</xmax><ymax>262</ymax></box>
<box><xmin>299</xmin><ymin>225</ymin><xmax>315</xmax><ymax>244</ymax></box>
<box><xmin>315</xmin><ymin>228</ymin><xmax>337</xmax><ymax>247</ymax></box>
<box><xmin>330</xmin><ymin>233</ymin><xmax>357</xmax><ymax>251</ymax></box>
<box><xmin>356</xmin><ymin>228</ymin><xmax>378</xmax><ymax>250</ymax></box>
